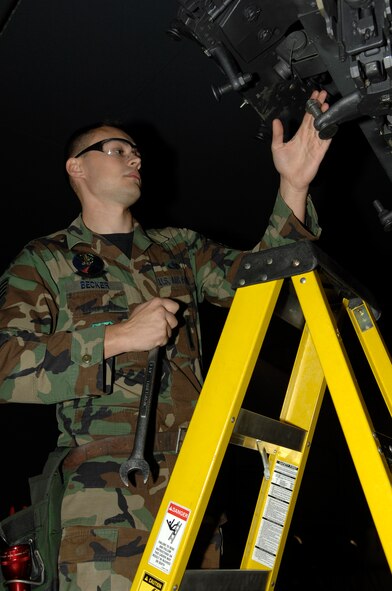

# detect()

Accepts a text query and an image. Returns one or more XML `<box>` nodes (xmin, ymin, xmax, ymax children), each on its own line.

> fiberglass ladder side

<box><xmin>130</xmin><ymin>240</ymin><xmax>392</xmax><ymax>591</ymax></box>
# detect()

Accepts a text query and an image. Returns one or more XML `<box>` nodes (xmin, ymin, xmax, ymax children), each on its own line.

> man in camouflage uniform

<box><xmin>0</xmin><ymin>89</ymin><xmax>332</xmax><ymax>590</ymax></box>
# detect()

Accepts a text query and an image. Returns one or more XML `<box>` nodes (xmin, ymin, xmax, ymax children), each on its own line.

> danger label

<box><xmin>167</xmin><ymin>502</ymin><xmax>190</xmax><ymax>520</ymax></box>
<box><xmin>138</xmin><ymin>572</ymin><xmax>165</xmax><ymax>590</ymax></box>
<box><xmin>148</xmin><ymin>501</ymin><xmax>191</xmax><ymax>574</ymax></box>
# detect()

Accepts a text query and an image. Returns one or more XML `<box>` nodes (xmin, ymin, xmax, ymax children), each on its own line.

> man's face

<box><xmin>70</xmin><ymin>125</ymin><xmax>142</xmax><ymax>208</ymax></box>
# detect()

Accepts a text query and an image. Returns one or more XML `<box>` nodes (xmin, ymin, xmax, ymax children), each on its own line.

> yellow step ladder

<box><xmin>131</xmin><ymin>240</ymin><xmax>392</xmax><ymax>591</ymax></box>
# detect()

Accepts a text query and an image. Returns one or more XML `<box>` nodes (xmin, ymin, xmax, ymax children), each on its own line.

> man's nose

<box><xmin>127</xmin><ymin>153</ymin><xmax>141</xmax><ymax>168</ymax></box>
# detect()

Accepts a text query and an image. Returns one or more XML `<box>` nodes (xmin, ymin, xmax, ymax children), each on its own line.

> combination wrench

<box><xmin>119</xmin><ymin>346</ymin><xmax>160</xmax><ymax>486</ymax></box>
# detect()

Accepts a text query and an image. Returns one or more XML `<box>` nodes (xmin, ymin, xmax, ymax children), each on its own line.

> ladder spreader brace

<box><xmin>130</xmin><ymin>240</ymin><xmax>392</xmax><ymax>591</ymax></box>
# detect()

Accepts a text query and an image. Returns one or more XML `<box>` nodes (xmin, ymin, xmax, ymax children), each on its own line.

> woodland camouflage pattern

<box><xmin>0</xmin><ymin>194</ymin><xmax>320</xmax><ymax>590</ymax></box>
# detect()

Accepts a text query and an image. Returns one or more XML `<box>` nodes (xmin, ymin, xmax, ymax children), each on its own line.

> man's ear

<box><xmin>66</xmin><ymin>157</ymin><xmax>84</xmax><ymax>179</ymax></box>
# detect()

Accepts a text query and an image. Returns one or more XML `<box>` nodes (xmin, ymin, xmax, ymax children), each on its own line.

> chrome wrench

<box><xmin>119</xmin><ymin>346</ymin><xmax>160</xmax><ymax>486</ymax></box>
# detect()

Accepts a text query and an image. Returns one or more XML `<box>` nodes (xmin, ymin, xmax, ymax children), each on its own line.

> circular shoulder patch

<box><xmin>72</xmin><ymin>253</ymin><xmax>105</xmax><ymax>278</ymax></box>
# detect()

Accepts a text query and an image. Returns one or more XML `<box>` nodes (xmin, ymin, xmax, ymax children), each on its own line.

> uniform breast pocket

<box><xmin>66</xmin><ymin>282</ymin><xmax>129</xmax><ymax>328</ymax></box>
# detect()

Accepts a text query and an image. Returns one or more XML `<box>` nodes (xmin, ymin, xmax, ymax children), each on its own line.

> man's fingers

<box><xmin>162</xmin><ymin>298</ymin><xmax>180</xmax><ymax>314</ymax></box>
<box><xmin>271</xmin><ymin>118</ymin><xmax>284</xmax><ymax>149</ymax></box>
<box><xmin>166</xmin><ymin>312</ymin><xmax>178</xmax><ymax>329</ymax></box>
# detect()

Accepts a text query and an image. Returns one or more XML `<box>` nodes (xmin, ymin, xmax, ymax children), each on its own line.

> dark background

<box><xmin>0</xmin><ymin>1</ymin><xmax>391</xmax><ymax>589</ymax></box>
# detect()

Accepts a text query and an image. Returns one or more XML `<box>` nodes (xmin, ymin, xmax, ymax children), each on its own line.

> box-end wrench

<box><xmin>119</xmin><ymin>346</ymin><xmax>160</xmax><ymax>486</ymax></box>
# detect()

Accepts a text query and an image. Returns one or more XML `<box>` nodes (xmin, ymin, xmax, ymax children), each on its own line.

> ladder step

<box><xmin>231</xmin><ymin>408</ymin><xmax>305</xmax><ymax>452</ymax></box>
<box><xmin>180</xmin><ymin>568</ymin><xmax>269</xmax><ymax>591</ymax></box>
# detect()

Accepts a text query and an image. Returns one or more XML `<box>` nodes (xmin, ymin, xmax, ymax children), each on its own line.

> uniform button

<box><xmin>82</xmin><ymin>354</ymin><xmax>92</xmax><ymax>364</ymax></box>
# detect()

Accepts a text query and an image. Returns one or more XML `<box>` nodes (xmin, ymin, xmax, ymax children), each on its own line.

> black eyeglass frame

<box><xmin>74</xmin><ymin>137</ymin><xmax>140</xmax><ymax>159</ymax></box>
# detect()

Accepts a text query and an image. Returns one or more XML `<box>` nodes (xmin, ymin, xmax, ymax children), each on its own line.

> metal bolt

<box><xmin>305</xmin><ymin>98</ymin><xmax>339</xmax><ymax>139</ymax></box>
<box><xmin>243</xmin><ymin>5</ymin><xmax>261</xmax><ymax>22</ymax></box>
<box><xmin>305</xmin><ymin>98</ymin><xmax>322</xmax><ymax>118</ymax></box>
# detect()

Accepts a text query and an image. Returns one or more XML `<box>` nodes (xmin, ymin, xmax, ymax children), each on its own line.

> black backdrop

<box><xmin>0</xmin><ymin>2</ymin><xmax>391</xmax><ymax>588</ymax></box>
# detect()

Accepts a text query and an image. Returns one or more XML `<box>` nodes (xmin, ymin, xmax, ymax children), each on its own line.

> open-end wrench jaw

<box><xmin>119</xmin><ymin>456</ymin><xmax>150</xmax><ymax>487</ymax></box>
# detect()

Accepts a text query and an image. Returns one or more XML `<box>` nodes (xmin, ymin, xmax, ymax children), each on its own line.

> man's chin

<box><xmin>127</xmin><ymin>190</ymin><xmax>141</xmax><ymax>207</ymax></box>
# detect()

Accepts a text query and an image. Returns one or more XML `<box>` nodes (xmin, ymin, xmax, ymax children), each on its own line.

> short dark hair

<box><xmin>64</xmin><ymin>119</ymin><xmax>128</xmax><ymax>160</ymax></box>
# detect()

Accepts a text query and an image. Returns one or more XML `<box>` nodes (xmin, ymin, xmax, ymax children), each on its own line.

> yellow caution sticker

<box><xmin>138</xmin><ymin>572</ymin><xmax>165</xmax><ymax>591</ymax></box>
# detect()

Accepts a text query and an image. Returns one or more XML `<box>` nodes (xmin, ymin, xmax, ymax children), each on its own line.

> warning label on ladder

<box><xmin>138</xmin><ymin>572</ymin><xmax>165</xmax><ymax>591</ymax></box>
<box><xmin>252</xmin><ymin>460</ymin><xmax>298</xmax><ymax>568</ymax></box>
<box><xmin>148</xmin><ymin>501</ymin><xmax>191</xmax><ymax>574</ymax></box>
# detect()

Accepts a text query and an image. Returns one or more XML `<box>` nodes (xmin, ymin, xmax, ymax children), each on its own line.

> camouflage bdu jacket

<box><xmin>0</xmin><ymin>194</ymin><xmax>320</xmax><ymax>587</ymax></box>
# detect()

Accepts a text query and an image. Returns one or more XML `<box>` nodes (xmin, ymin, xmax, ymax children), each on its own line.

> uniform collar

<box><xmin>65</xmin><ymin>213</ymin><xmax>170</xmax><ymax>253</ymax></box>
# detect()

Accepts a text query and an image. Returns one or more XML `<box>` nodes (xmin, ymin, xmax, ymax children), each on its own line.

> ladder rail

<box><xmin>130</xmin><ymin>279</ymin><xmax>284</xmax><ymax>590</ymax></box>
<box><xmin>241</xmin><ymin>325</ymin><xmax>327</xmax><ymax>590</ymax></box>
<box><xmin>344</xmin><ymin>297</ymin><xmax>392</xmax><ymax>415</ymax></box>
<box><xmin>292</xmin><ymin>270</ymin><xmax>392</xmax><ymax>567</ymax></box>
